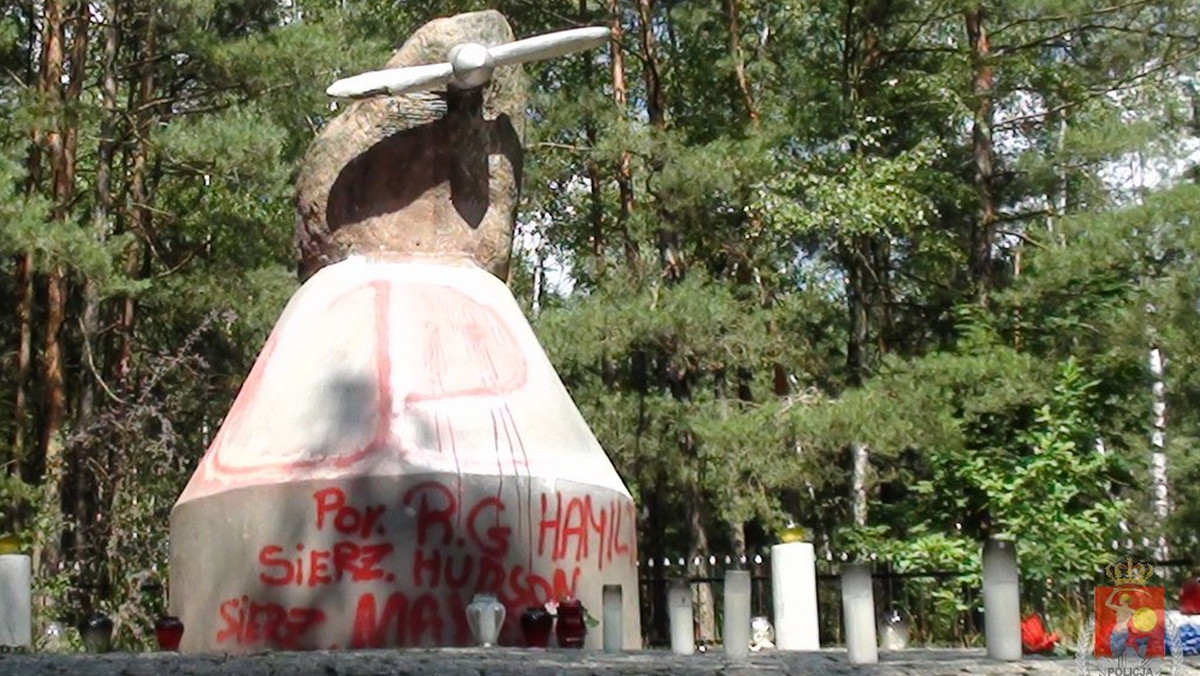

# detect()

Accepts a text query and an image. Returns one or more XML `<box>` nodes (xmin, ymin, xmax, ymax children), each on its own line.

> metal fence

<box><xmin>636</xmin><ymin>552</ymin><xmax>1196</xmax><ymax>649</ymax></box>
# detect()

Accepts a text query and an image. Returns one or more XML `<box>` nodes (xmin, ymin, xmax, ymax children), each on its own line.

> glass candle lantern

<box><xmin>80</xmin><ymin>613</ymin><xmax>114</xmax><ymax>653</ymax></box>
<box><xmin>878</xmin><ymin>608</ymin><xmax>909</xmax><ymax>650</ymax></box>
<box><xmin>466</xmin><ymin>594</ymin><xmax>506</xmax><ymax>647</ymax></box>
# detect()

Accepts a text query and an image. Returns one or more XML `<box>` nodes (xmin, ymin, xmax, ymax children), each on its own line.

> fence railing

<box><xmin>635</xmin><ymin>552</ymin><xmax>1196</xmax><ymax>649</ymax></box>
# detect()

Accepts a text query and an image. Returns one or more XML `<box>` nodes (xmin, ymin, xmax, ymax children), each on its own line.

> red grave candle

<box><xmin>1181</xmin><ymin>577</ymin><xmax>1200</xmax><ymax>615</ymax></box>
<box><xmin>154</xmin><ymin>616</ymin><xmax>185</xmax><ymax>651</ymax></box>
<box><xmin>555</xmin><ymin>599</ymin><xmax>587</xmax><ymax>648</ymax></box>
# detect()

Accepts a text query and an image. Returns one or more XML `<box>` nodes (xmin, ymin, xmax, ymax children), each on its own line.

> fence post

<box><xmin>983</xmin><ymin>535</ymin><xmax>1021</xmax><ymax>660</ymax></box>
<box><xmin>772</xmin><ymin>541</ymin><xmax>820</xmax><ymax>650</ymax></box>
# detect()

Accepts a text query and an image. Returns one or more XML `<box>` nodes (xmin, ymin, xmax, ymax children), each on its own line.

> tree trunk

<box><xmin>839</xmin><ymin>4</ymin><xmax>885</xmax><ymax>388</ymax></box>
<box><xmin>585</xmin><ymin>127</ymin><xmax>605</xmax><ymax>273</ymax></box>
<box><xmin>688</xmin><ymin>470</ymin><xmax>717</xmax><ymax>644</ymax></box>
<box><xmin>73</xmin><ymin>0</ymin><xmax>120</xmax><ymax>571</ymax></box>
<box><xmin>965</xmin><ymin>6</ymin><xmax>996</xmax><ymax>300</ymax></box>
<box><xmin>844</xmin><ymin>240</ymin><xmax>869</xmax><ymax>387</ymax></box>
<box><xmin>729</xmin><ymin>519</ymin><xmax>746</xmax><ymax>566</ymax></box>
<box><xmin>118</xmin><ymin>6</ymin><xmax>156</xmax><ymax>380</ymax></box>
<box><xmin>531</xmin><ymin>240</ymin><xmax>545</xmax><ymax>315</ymax></box>
<box><xmin>13</xmin><ymin>2</ymin><xmax>44</xmax><ymax>483</ymax></box>
<box><xmin>52</xmin><ymin>0</ymin><xmax>89</xmax><ymax>569</ymax></box>
<box><xmin>1148</xmin><ymin>339</ymin><xmax>1170</xmax><ymax>559</ymax></box>
<box><xmin>40</xmin><ymin>0</ymin><xmax>90</xmax><ymax>572</ymax></box>
<box><xmin>33</xmin><ymin>0</ymin><xmax>68</xmax><ymax>580</ymax></box>
<box><xmin>635</xmin><ymin>0</ymin><xmax>684</xmax><ymax>281</ymax></box>
<box><xmin>608</xmin><ymin>0</ymin><xmax>636</xmax><ymax>265</ymax></box>
<box><xmin>64</xmin><ymin>0</ymin><xmax>88</xmax><ymax>181</ymax></box>
<box><xmin>850</xmin><ymin>442</ymin><xmax>869</xmax><ymax>527</ymax></box>
<box><xmin>11</xmin><ymin>253</ymin><xmax>33</xmax><ymax>481</ymax></box>
<box><xmin>716</xmin><ymin>371</ymin><xmax>750</xmax><ymax>563</ymax></box>
<box><xmin>725</xmin><ymin>0</ymin><xmax>758</xmax><ymax>126</ymax></box>
<box><xmin>1047</xmin><ymin>108</ymin><xmax>1068</xmax><ymax>246</ymax></box>
<box><xmin>79</xmin><ymin>0</ymin><xmax>119</xmax><ymax>430</ymax></box>
<box><xmin>581</xmin><ymin>0</ymin><xmax>605</xmax><ymax>275</ymax></box>
<box><xmin>636</xmin><ymin>0</ymin><xmax>664</xmax><ymax>129</ymax></box>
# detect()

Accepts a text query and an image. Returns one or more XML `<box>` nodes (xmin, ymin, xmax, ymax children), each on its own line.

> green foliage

<box><xmin>934</xmin><ymin>358</ymin><xmax>1126</xmax><ymax>581</ymax></box>
<box><xmin>755</xmin><ymin>134</ymin><xmax>947</xmax><ymax>241</ymax></box>
<box><xmin>829</xmin><ymin>344</ymin><xmax>1129</xmax><ymax>577</ymax></box>
<box><xmin>843</xmin><ymin>525</ymin><xmax>982</xmax><ymax>644</ymax></box>
<box><xmin>537</xmin><ymin>269</ymin><xmax>800</xmax><ymax>546</ymax></box>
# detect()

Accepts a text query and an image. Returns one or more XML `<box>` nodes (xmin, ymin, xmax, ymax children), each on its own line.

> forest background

<box><xmin>1</xmin><ymin>0</ymin><xmax>1199</xmax><ymax>649</ymax></box>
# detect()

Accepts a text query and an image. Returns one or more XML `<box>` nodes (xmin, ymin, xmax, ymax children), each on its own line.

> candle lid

<box><xmin>779</xmin><ymin>519</ymin><xmax>806</xmax><ymax>543</ymax></box>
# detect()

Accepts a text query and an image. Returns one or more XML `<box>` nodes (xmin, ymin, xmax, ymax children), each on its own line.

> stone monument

<box><xmin>169</xmin><ymin>11</ymin><xmax>640</xmax><ymax>652</ymax></box>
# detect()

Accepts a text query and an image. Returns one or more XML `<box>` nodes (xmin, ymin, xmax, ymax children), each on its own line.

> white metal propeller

<box><xmin>326</xmin><ymin>26</ymin><xmax>611</xmax><ymax>99</ymax></box>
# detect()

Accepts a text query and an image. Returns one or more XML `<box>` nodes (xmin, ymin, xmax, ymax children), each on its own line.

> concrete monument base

<box><xmin>171</xmin><ymin>258</ymin><xmax>640</xmax><ymax>652</ymax></box>
<box><xmin>171</xmin><ymin>476</ymin><xmax>638</xmax><ymax>652</ymax></box>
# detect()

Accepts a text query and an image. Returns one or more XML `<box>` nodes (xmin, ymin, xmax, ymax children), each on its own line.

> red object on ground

<box><xmin>1181</xmin><ymin>578</ymin><xmax>1200</xmax><ymax>615</ymax></box>
<box><xmin>1021</xmin><ymin>613</ymin><xmax>1059</xmax><ymax>654</ymax></box>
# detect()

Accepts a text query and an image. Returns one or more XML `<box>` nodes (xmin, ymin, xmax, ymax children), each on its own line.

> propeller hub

<box><xmin>448</xmin><ymin>42</ymin><xmax>495</xmax><ymax>89</ymax></box>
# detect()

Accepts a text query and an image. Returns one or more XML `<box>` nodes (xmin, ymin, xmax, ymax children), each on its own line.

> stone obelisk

<box><xmin>169</xmin><ymin>11</ymin><xmax>640</xmax><ymax>652</ymax></box>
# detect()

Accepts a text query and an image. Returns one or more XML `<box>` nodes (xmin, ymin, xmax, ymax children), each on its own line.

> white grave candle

<box><xmin>724</xmin><ymin>569</ymin><xmax>751</xmax><ymax>658</ymax></box>
<box><xmin>772</xmin><ymin>542</ymin><xmax>820</xmax><ymax>650</ymax></box>
<box><xmin>840</xmin><ymin>562</ymin><xmax>878</xmax><ymax>664</ymax></box>
<box><xmin>668</xmin><ymin>581</ymin><xmax>695</xmax><ymax>655</ymax></box>
<box><xmin>602</xmin><ymin>584</ymin><xmax>623</xmax><ymax>652</ymax></box>
<box><xmin>0</xmin><ymin>554</ymin><xmax>32</xmax><ymax>649</ymax></box>
<box><xmin>983</xmin><ymin>536</ymin><xmax>1021</xmax><ymax>661</ymax></box>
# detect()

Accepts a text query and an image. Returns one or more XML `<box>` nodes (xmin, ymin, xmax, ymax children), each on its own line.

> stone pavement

<box><xmin>2</xmin><ymin>648</ymin><xmax>1199</xmax><ymax>676</ymax></box>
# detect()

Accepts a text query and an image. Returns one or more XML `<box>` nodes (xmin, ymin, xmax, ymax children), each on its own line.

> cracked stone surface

<box><xmin>2</xmin><ymin>648</ymin><xmax>1198</xmax><ymax>676</ymax></box>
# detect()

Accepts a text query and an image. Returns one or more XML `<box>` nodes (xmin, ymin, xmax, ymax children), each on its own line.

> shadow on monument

<box><xmin>325</xmin><ymin>89</ymin><xmax>522</xmax><ymax>234</ymax></box>
<box><xmin>313</xmin><ymin>375</ymin><xmax>375</xmax><ymax>457</ymax></box>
